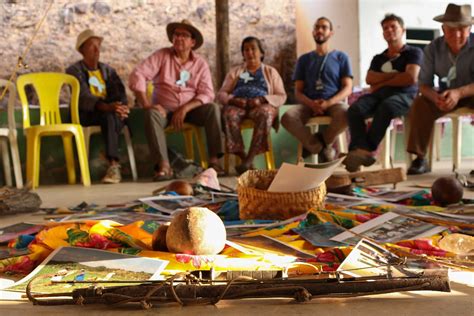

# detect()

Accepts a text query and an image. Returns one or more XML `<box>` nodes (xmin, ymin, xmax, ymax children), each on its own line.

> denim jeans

<box><xmin>347</xmin><ymin>90</ymin><xmax>413</xmax><ymax>151</ymax></box>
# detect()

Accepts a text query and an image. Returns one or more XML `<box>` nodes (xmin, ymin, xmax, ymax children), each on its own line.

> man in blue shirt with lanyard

<box><xmin>282</xmin><ymin>17</ymin><xmax>353</xmax><ymax>162</ymax></box>
<box><xmin>406</xmin><ymin>3</ymin><xmax>474</xmax><ymax>175</ymax></box>
<box><xmin>343</xmin><ymin>14</ymin><xmax>422</xmax><ymax>172</ymax></box>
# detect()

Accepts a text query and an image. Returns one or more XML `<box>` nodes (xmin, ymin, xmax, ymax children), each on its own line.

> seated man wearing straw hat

<box><xmin>66</xmin><ymin>29</ymin><xmax>130</xmax><ymax>184</ymax></box>
<box><xmin>129</xmin><ymin>20</ymin><xmax>224</xmax><ymax>181</ymax></box>
<box><xmin>406</xmin><ymin>3</ymin><xmax>474</xmax><ymax>175</ymax></box>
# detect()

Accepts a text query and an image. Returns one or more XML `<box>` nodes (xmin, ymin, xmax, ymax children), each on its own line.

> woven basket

<box><xmin>237</xmin><ymin>169</ymin><xmax>326</xmax><ymax>220</ymax></box>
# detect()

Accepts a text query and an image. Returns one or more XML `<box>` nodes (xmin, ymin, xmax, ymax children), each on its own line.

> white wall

<box><xmin>296</xmin><ymin>0</ymin><xmax>360</xmax><ymax>85</ymax></box>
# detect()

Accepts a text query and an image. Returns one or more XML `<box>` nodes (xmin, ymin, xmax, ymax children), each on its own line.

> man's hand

<box><xmin>311</xmin><ymin>99</ymin><xmax>331</xmax><ymax>115</ymax></box>
<box><xmin>98</xmin><ymin>102</ymin><xmax>130</xmax><ymax>120</ymax></box>
<box><xmin>370</xmin><ymin>83</ymin><xmax>383</xmax><ymax>93</ymax></box>
<box><xmin>114</xmin><ymin>103</ymin><xmax>130</xmax><ymax>120</ymax></box>
<box><xmin>228</xmin><ymin>97</ymin><xmax>248</xmax><ymax>109</ymax></box>
<box><xmin>436</xmin><ymin>89</ymin><xmax>461</xmax><ymax>112</ymax></box>
<box><xmin>171</xmin><ymin>105</ymin><xmax>189</xmax><ymax>130</ymax></box>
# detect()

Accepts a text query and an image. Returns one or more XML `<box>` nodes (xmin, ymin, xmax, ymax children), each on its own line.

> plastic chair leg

<box><xmin>123</xmin><ymin>126</ymin><xmax>137</xmax><ymax>181</ymax></box>
<box><xmin>73</xmin><ymin>129</ymin><xmax>91</xmax><ymax>187</ymax></box>
<box><xmin>183</xmin><ymin>129</ymin><xmax>195</xmax><ymax>161</ymax></box>
<box><xmin>434</xmin><ymin>122</ymin><xmax>442</xmax><ymax>162</ymax></box>
<box><xmin>309</xmin><ymin>125</ymin><xmax>319</xmax><ymax>164</ymax></box>
<box><xmin>265</xmin><ymin>135</ymin><xmax>275</xmax><ymax>170</ymax></box>
<box><xmin>390</xmin><ymin>124</ymin><xmax>397</xmax><ymax>164</ymax></box>
<box><xmin>83</xmin><ymin>128</ymin><xmax>91</xmax><ymax>156</ymax></box>
<box><xmin>193</xmin><ymin>129</ymin><xmax>208</xmax><ymax>169</ymax></box>
<box><xmin>380</xmin><ymin>125</ymin><xmax>392</xmax><ymax>169</ymax></box>
<box><xmin>452</xmin><ymin>116</ymin><xmax>462</xmax><ymax>171</ymax></box>
<box><xmin>428</xmin><ymin>126</ymin><xmax>436</xmax><ymax>172</ymax></box>
<box><xmin>62</xmin><ymin>134</ymin><xmax>77</xmax><ymax>185</ymax></box>
<box><xmin>9</xmin><ymin>133</ymin><xmax>23</xmax><ymax>189</ymax></box>
<box><xmin>0</xmin><ymin>139</ymin><xmax>12</xmax><ymax>186</ymax></box>
<box><xmin>26</xmin><ymin>133</ymin><xmax>41</xmax><ymax>189</ymax></box>
<box><xmin>337</xmin><ymin>132</ymin><xmax>347</xmax><ymax>154</ymax></box>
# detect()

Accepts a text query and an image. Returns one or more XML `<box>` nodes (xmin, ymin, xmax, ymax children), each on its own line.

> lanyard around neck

<box><xmin>317</xmin><ymin>52</ymin><xmax>330</xmax><ymax>80</ymax></box>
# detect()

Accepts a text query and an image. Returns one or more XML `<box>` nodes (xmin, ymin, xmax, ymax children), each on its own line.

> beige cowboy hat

<box><xmin>166</xmin><ymin>19</ymin><xmax>204</xmax><ymax>50</ymax></box>
<box><xmin>76</xmin><ymin>29</ymin><xmax>103</xmax><ymax>52</ymax></box>
<box><xmin>433</xmin><ymin>3</ymin><xmax>474</xmax><ymax>26</ymax></box>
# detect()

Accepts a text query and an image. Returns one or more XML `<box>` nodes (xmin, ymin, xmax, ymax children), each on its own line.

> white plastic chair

<box><xmin>0</xmin><ymin>79</ymin><xmax>23</xmax><ymax>188</ymax></box>
<box><xmin>82</xmin><ymin>125</ymin><xmax>137</xmax><ymax>181</ymax></box>
<box><xmin>428</xmin><ymin>107</ymin><xmax>474</xmax><ymax>172</ymax></box>
<box><xmin>377</xmin><ymin>117</ymin><xmax>411</xmax><ymax>169</ymax></box>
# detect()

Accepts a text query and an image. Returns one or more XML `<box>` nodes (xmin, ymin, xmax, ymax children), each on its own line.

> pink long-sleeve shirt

<box><xmin>129</xmin><ymin>47</ymin><xmax>215</xmax><ymax>112</ymax></box>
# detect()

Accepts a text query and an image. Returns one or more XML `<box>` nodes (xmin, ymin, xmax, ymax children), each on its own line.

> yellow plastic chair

<box><xmin>224</xmin><ymin>118</ymin><xmax>276</xmax><ymax>174</ymax></box>
<box><xmin>165</xmin><ymin>123</ymin><xmax>208</xmax><ymax>169</ymax></box>
<box><xmin>16</xmin><ymin>72</ymin><xmax>91</xmax><ymax>189</ymax></box>
<box><xmin>0</xmin><ymin>79</ymin><xmax>23</xmax><ymax>188</ymax></box>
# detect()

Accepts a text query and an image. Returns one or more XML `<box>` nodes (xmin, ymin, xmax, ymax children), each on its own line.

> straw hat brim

<box><xmin>76</xmin><ymin>30</ymin><xmax>103</xmax><ymax>52</ymax></box>
<box><xmin>166</xmin><ymin>22</ymin><xmax>203</xmax><ymax>50</ymax></box>
<box><xmin>434</xmin><ymin>14</ymin><xmax>474</xmax><ymax>26</ymax></box>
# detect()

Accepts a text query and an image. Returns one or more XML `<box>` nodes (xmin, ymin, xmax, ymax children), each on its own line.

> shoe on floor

<box><xmin>102</xmin><ymin>165</ymin><xmax>121</xmax><ymax>184</ymax></box>
<box><xmin>407</xmin><ymin>157</ymin><xmax>429</xmax><ymax>175</ymax></box>
<box><xmin>343</xmin><ymin>150</ymin><xmax>376</xmax><ymax>172</ymax></box>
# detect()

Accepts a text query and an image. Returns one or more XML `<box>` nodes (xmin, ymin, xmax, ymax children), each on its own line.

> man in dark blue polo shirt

<box><xmin>343</xmin><ymin>14</ymin><xmax>422</xmax><ymax>172</ymax></box>
<box><xmin>282</xmin><ymin>17</ymin><xmax>353</xmax><ymax>162</ymax></box>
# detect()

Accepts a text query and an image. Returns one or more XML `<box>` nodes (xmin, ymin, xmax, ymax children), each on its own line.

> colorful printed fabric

<box><xmin>0</xmin><ymin>202</ymin><xmax>459</xmax><ymax>277</ymax></box>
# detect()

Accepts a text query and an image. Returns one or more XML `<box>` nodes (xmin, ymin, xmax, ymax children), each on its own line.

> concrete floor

<box><xmin>0</xmin><ymin>159</ymin><xmax>473</xmax><ymax>315</ymax></box>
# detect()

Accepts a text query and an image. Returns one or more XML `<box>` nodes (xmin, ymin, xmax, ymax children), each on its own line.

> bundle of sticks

<box><xmin>26</xmin><ymin>269</ymin><xmax>450</xmax><ymax>309</ymax></box>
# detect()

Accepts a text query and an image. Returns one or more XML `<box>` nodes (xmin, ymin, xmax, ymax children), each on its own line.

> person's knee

<box><xmin>202</xmin><ymin>102</ymin><xmax>220</xmax><ymax>116</ymax></box>
<box><xmin>331</xmin><ymin>106</ymin><xmax>348</xmax><ymax>123</ymax></box>
<box><xmin>347</xmin><ymin>104</ymin><xmax>361</xmax><ymax>119</ymax></box>
<box><xmin>281</xmin><ymin>111</ymin><xmax>294</xmax><ymax>128</ymax></box>
<box><xmin>222</xmin><ymin>108</ymin><xmax>233</xmax><ymax>121</ymax></box>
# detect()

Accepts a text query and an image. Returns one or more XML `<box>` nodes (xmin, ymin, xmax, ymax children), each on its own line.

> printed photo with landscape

<box><xmin>6</xmin><ymin>246</ymin><xmax>168</xmax><ymax>294</ymax></box>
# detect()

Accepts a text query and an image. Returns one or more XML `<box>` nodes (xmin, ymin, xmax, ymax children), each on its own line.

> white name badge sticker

<box><xmin>176</xmin><ymin>70</ymin><xmax>191</xmax><ymax>87</ymax></box>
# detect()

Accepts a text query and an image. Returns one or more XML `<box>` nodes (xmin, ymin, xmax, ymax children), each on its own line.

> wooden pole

<box><xmin>215</xmin><ymin>0</ymin><xmax>229</xmax><ymax>88</ymax></box>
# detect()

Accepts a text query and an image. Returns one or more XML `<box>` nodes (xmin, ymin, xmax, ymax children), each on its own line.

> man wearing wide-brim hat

<box><xmin>129</xmin><ymin>20</ymin><xmax>224</xmax><ymax>181</ymax></box>
<box><xmin>406</xmin><ymin>3</ymin><xmax>474</xmax><ymax>175</ymax></box>
<box><xmin>66</xmin><ymin>29</ymin><xmax>130</xmax><ymax>184</ymax></box>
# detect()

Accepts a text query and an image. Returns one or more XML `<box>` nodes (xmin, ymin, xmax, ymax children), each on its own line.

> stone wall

<box><xmin>0</xmin><ymin>0</ymin><xmax>296</xmax><ymax>103</ymax></box>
